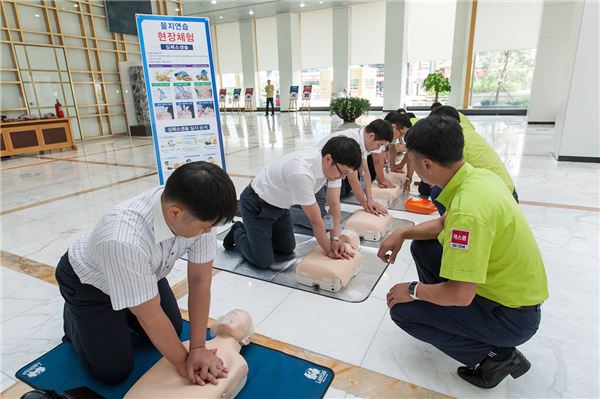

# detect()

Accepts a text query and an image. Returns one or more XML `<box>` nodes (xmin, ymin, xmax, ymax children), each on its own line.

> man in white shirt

<box><xmin>290</xmin><ymin>119</ymin><xmax>393</xmax><ymax>229</ymax></box>
<box><xmin>223</xmin><ymin>136</ymin><xmax>362</xmax><ymax>269</ymax></box>
<box><xmin>55</xmin><ymin>162</ymin><xmax>237</xmax><ymax>385</ymax></box>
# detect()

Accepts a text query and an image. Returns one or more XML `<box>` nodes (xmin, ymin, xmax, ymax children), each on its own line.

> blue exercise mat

<box><xmin>16</xmin><ymin>321</ymin><xmax>334</xmax><ymax>399</ymax></box>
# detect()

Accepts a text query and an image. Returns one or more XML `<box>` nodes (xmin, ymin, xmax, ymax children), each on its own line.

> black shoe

<box><xmin>223</xmin><ymin>221</ymin><xmax>243</xmax><ymax>250</ymax></box>
<box><xmin>457</xmin><ymin>349</ymin><xmax>531</xmax><ymax>389</ymax></box>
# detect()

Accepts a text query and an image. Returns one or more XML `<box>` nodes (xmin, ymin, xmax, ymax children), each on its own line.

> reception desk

<box><xmin>0</xmin><ymin>118</ymin><xmax>77</xmax><ymax>157</ymax></box>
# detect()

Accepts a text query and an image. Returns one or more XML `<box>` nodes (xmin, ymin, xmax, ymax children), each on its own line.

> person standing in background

<box><xmin>265</xmin><ymin>80</ymin><xmax>275</xmax><ymax>116</ymax></box>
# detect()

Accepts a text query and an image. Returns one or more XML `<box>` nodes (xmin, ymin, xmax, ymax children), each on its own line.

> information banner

<box><xmin>219</xmin><ymin>89</ymin><xmax>227</xmax><ymax>101</ymax></box>
<box><xmin>245</xmin><ymin>88</ymin><xmax>254</xmax><ymax>100</ymax></box>
<box><xmin>302</xmin><ymin>85</ymin><xmax>312</xmax><ymax>100</ymax></box>
<box><xmin>136</xmin><ymin>15</ymin><xmax>226</xmax><ymax>184</ymax></box>
<box><xmin>289</xmin><ymin>85</ymin><xmax>299</xmax><ymax>100</ymax></box>
<box><xmin>233</xmin><ymin>88</ymin><xmax>242</xmax><ymax>101</ymax></box>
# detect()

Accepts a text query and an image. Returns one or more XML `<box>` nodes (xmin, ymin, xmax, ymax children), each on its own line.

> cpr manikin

<box><xmin>344</xmin><ymin>205</ymin><xmax>393</xmax><ymax>241</ymax></box>
<box><xmin>296</xmin><ymin>230</ymin><xmax>363</xmax><ymax>292</ymax></box>
<box><xmin>125</xmin><ymin>309</ymin><xmax>254</xmax><ymax>399</ymax></box>
<box><xmin>383</xmin><ymin>172</ymin><xmax>406</xmax><ymax>186</ymax></box>
<box><xmin>370</xmin><ymin>184</ymin><xmax>402</xmax><ymax>205</ymax></box>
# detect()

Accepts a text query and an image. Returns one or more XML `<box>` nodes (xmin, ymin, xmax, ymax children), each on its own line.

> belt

<box><xmin>517</xmin><ymin>304</ymin><xmax>541</xmax><ymax>311</ymax></box>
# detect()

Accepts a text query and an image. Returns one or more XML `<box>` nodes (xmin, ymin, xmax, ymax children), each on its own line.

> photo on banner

<box><xmin>136</xmin><ymin>15</ymin><xmax>226</xmax><ymax>184</ymax></box>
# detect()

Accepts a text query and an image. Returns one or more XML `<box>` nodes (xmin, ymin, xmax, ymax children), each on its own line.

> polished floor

<box><xmin>1</xmin><ymin>112</ymin><xmax>598</xmax><ymax>398</ymax></box>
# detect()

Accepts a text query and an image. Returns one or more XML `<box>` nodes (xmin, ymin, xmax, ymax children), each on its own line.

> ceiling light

<box><xmin>300</xmin><ymin>2</ymin><xmax>305</xmax><ymax>7</ymax></box>
<box><xmin>319</xmin><ymin>1</ymin><xmax>323</xmax><ymax>3</ymax></box>
<box><xmin>211</xmin><ymin>0</ymin><xmax>217</xmax><ymax>4</ymax></box>
<box><xmin>219</xmin><ymin>15</ymin><xmax>223</xmax><ymax>19</ymax></box>
<box><xmin>248</xmin><ymin>9</ymin><xmax>254</xmax><ymax>15</ymax></box>
<box><xmin>73</xmin><ymin>3</ymin><xmax>78</xmax><ymax>7</ymax></box>
<box><xmin>35</xmin><ymin>14</ymin><xmax>40</xmax><ymax>18</ymax></box>
<box><xmin>174</xmin><ymin>7</ymin><xmax>179</xmax><ymax>11</ymax></box>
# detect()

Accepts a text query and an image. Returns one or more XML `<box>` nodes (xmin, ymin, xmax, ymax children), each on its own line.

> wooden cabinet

<box><xmin>0</xmin><ymin>118</ymin><xmax>77</xmax><ymax>157</ymax></box>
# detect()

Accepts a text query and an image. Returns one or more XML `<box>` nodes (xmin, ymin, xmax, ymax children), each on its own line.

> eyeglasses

<box><xmin>333</xmin><ymin>160</ymin><xmax>349</xmax><ymax>177</ymax></box>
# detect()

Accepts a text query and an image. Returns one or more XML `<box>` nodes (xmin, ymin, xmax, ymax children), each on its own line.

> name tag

<box><xmin>450</xmin><ymin>229</ymin><xmax>470</xmax><ymax>250</ymax></box>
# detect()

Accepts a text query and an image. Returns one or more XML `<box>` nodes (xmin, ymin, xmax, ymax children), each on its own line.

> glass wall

<box><xmin>301</xmin><ymin>68</ymin><xmax>332</xmax><ymax>107</ymax></box>
<box><xmin>220</xmin><ymin>72</ymin><xmax>244</xmax><ymax>107</ymax></box>
<box><xmin>257</xmin><ymin>70</ymin><xmax>280</xmax><ymax>107</ymax></box>
<box><xmin>255</xmin><ymin>17</ymin><xmax>279</xmax><ymax>107</ymax></box>
<box><xmin>469</xmin><ymin>0</ymin><xmax>543</xmax><ymax>108</ymax></box>
<box><xmin>405</xmin><ymin>61</ymin><xmax>452</xmax><ymax>106</ymax></box>
<box><xmin>350</xmin><ymin>2</ymin><xmax>385</xmax><ymax>107</ymax></box>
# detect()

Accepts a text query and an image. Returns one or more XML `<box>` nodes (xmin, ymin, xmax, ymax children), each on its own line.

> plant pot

<box><xmin>343</xmin><ymin>118</ymin><xmax>356</xmax><ymax>123</ymax></box>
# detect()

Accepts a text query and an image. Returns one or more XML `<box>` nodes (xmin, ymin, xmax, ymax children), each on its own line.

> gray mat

<box><xmin>341</xmin><ymin>192</ymin><xmax>421</xmax><ymax>211</ymax></box>
<box><xmin>211</xmin><ymin>231</ymin><xmax>390</xmax><ymax>303</ymax></box>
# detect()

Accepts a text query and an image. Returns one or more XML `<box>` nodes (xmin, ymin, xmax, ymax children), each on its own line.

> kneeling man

<box><xmin>225</xmin><ymin>136</ymin><xmax>362</xmax><ymax>269</ymax></box>
<box><xmin>378</xmin><ymin>116</ymin><xmax>548</xmax><ymax>389</ymax></box>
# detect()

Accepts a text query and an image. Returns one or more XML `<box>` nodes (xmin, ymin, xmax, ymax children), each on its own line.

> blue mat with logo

<box><xmin>16</xmin><ymin>321</ymin><xmax>333</xmax><ymax>399</ymax></box>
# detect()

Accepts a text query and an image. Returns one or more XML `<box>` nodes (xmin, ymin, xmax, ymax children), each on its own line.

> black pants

<box><xmin>233</xmin><ymin>185</ymin><xmax>296</xmax><ymax>269</ymax></box>
<box><xmin>390</xmin><ymin>240</ymin><xmax>541</xmax><ymax>366</ymax></box>
<box><xmin>265</xmin><ymin>98</ymin><xmax>274</xmax><ymax>115</ymax></box>
<box><xmin>367</xmin><ymin>154</ymin><xmax>377</xmax><ymax>181</ymax></box>
<box><xmin>55</xmin><ymin>252</ymin><xmax>182</xmax><ymax>384</ymax></box>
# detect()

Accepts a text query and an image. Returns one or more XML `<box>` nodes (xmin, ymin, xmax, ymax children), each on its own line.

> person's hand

<box><xmin>377</xmin><ymin>180</ymin><xmax>396</xmax><ymax>189</ymax></box>
<box><xmin>386</xmin><ymin>282</ymin><xmax>413</xmax><ymax>308</ymax></box>
<box><xmin>329</xmin><ymin>240</ymin><xmax>354</xmax><ymax>259</ymax></box>
<box><xmin>402</xmin><ymin>179</ymin><xmax>412</xmax><ymax>194</ymax></box>
<box><xmin>377</xmin><ymin>229</ymin><xmax>405</xmax><ymax>264</ymax></box>
<box><xmin>186</xmin><ymin>347</ymin><xmax>229</xmax><ymax>385</ymax></box>
<box><xmin>365</xmin><ymin>200</ymin><xmax>387</xmax><ymax>216</ymax></box>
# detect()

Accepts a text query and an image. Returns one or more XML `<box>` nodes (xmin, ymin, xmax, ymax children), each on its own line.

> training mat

<box><xmin>16</xmin><ymin>321</ymin><xmax>334</xmax><ymax>399</ymax></box>
<box><xmin>341</xmin><ymin>192</ymin><xmax>421</xmax><ymax>211</ymax></box>
<box><xmin>212</xmin><ymin>231</ymin><xmax>389</xmax><ymax>302</ymax></box>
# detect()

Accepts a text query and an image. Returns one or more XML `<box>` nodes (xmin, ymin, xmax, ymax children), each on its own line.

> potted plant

<box><xmin>330</xmin><ymin>95</ymin><xmax>371</xmax><ymax>123</ymax></box>
<box><xmin>423</xmin><ymin>69</ymin><xmax>451</xmax><ymax>103</ymax></box>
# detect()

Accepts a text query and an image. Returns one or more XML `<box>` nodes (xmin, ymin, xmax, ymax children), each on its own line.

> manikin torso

<box><xmin>125</xmin><ymin>310</ymin><xmax>253</xmax><ymax>399</ymax></box>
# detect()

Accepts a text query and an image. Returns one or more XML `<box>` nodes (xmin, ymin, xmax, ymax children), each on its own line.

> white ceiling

<box><xmin>182</xmin><ymin>0</ymin><xmax>378</xmax><ymax>24</ymax></box>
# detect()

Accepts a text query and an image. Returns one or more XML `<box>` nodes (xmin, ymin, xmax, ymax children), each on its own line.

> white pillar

<box><xmin>448</xmin><ymin>0</ymin><xmax>473</xmax><ymax>108</ymax></box>
<box><xmin>552</xmin><ymin>0</ymin><xmax>598</xmax><ymax>161</ymax></box>
<box><xmin>332</xmin><ymin>7</ymin><xmax>350</xmax><ymax>95</ymax></box>
<box><xmin>528</xmin><ymin>1</ymin><xmax>585</xmax><ymax>123</ymax></box>
<box><xmin>239</xmin><ymin>20</ymin><xmax>258</xmax><ymax>108</ymax></box>
<box><xmin>382</xmin><ymin>0</ymin><xmax>408</xmax><ymax>111</ymax></box>
<box><xmin>276</xmin><ymin>13</ymin><xmax>301</xmax><ymax>111</ymax></box>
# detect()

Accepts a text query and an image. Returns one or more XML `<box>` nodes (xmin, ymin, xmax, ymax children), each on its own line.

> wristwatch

<box><xmin>331</xmin><ymin>236</ymin><xmax>340</xmax><ymax>242</ymax></box>
<box><xmin>408</xmin><ymin>281</ymin><xmax>420</xmax><ymax>300</ymax></box>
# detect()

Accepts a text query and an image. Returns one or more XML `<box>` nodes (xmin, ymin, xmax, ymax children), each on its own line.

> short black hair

<box><xmin>405</xmin><ymin>112</ymin><xmax>417</xmax><ymax>119</ymax></box>
<box><xmin>384</xmin><ymin>112</ymin><xmax>412</xmax><ymax>129</ymax></box>
<box><xmin>431</xmin><ymin>105</ymin><xmax>460</xmax><ymax>122</ymax></box>
<box><xmin>396</xmin><ymin>108</ymin><xmax>407</xmax><ymax>114</ymax></box>
<box><xmin>430</xmin><ymin>102</ymin><xmax>442</xmax><ymax>111</ymax></box>
<box><xmin>365</xmin><ymin>119</ymin><xmax>393</xmax><ymax>142</ymax></box>
<box><xmin>163</xmin><ymin>161</ymin><xmax>237</xmax><ymax>224</ymax></box>
<box><xmin>404</xmin><ymin>115</ymin><xmax>464</xmax><ymax>167</ymax></box>
<box><xmin>321</xmin><ymin>136</ymin><xmax>362</xmax><ymax>170</ymax></box>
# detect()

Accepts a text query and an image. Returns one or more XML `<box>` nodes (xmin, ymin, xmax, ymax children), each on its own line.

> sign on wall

<box><xmin>136</xmin><ymin>15</ymin><xmax>226</xmax><ymax>184</ymax></box>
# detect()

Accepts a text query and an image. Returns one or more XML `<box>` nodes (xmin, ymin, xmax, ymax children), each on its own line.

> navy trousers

<box><xmin>56</xmin><ymin>253</ymin><xmax>181</xmax><ymax>384</ymax></box>
<box><xmin>390</xmin><ymin>239</ymin><xmax>541</xmax><ymax>366</ymax></box>
<box><xmin>234</xmin><ymin>185</ymin><xmax>296</xmax><ymax>269</ymax></box>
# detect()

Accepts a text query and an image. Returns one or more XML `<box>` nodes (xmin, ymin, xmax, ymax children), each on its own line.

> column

<box><xmin>382</xmin><ymin>0</ymin><xmax>408</xmax><ymax>111</ymax></box>
<box><xmin>239</xmin><ymin>20</ymin><xmax>258</xmax><ymax>108</ymax></box>
<box><xmin>332</xmin><ymin>7</ymin><xmax>350</xmax><ymax>95</ymax></box>
<box><xmin>448</xmin><ymin>0</ymin><xmax>472</xmax><ymax>108</ymax></box>
<box><xmin>552</xmin><ymin>0</ymin><xmax>598</xmax><ymax>161</ymax></box>
<box><xmin>528</xmin><ymin>1</ymin><xmax>584</xmax><ymax>123</ymax></box>
<box><xmin>276</xmin><ymin>13</ymin><xmax>301</xmax><ymax>111</ymax></box>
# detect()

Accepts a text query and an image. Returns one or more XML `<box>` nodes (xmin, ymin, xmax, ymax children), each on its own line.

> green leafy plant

<box><xmin>423</xmin><ymin>69</ymin><xmax>451</xmax><ymax>102</ymax></box>
<box><xmin>330</xmin><ymin>96</ymin><xmax>371</xmax><ymax>123</ymax></box>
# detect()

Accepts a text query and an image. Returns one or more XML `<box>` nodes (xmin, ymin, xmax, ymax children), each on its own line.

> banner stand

<box><xmin>300</xmin><ymin>85</ymin><xmax>312</xmax><ymax>113</ymax></box>
<box><xmin>288</xmin><ymin>85</ymin><xmax>299</xmax><ymax>112</ymax></box>
<box><xmin>244</xmin><ymin>88</ymin><xmax>254</xmax><ymax>112</ymax></box>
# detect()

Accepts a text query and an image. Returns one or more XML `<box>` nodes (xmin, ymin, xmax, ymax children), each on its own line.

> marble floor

<box><xmin>1</xmin><ymin>112</ymin><xmax>598</xmax><ymax>398</ymax></box>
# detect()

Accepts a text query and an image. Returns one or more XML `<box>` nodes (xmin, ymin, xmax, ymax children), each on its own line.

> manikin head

<box><xmin>320</xmin><ymin>136</ymin><xmax>362</xmax><ymax>181</ymax></box>
<box><xmin>384</xmin><ymin>112</ymin><xmax>412</xmax><ymax>139</ymax></box>
<box><xmin>363</xmin><ymin>119</ymin><xmax>393</xmax><ymax>152</ymax></box>
<box><xmin>161</xmin><ymin>162</ymin><xmax>237</xmax><ymax>238</ymax></box>
<box><xmin>404</xmin><ymin>115</ymin><xmax>464</xmax><ymax>188</ymax></box>
<box><xmin>211</xmin><ymin>309</ymin><xmax>254</xmax><ymax>345</ymax></box>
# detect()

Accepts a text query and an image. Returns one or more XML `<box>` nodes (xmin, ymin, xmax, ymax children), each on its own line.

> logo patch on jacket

<box><xmin>450</xmin><ymin>229</ymin><xmax>470</xmax><ymax>250</ymax></box>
